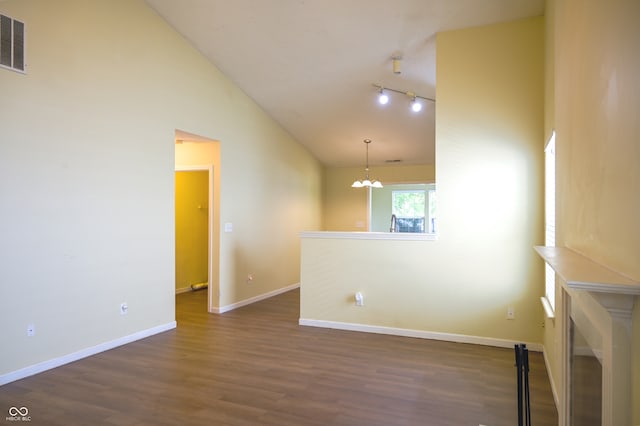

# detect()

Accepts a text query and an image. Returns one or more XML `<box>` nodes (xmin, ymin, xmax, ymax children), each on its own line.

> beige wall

<box><xmin>323</xmin><ymin>164</ymin><xmax>435</xmax><ymax>231</ymax></box>
<box><xmin>543</xmin><ymin>0</ymin><xmax>640</xmax><ymax>420</ymax></box>
<box><xmin>303</xmin><ymin>17</ymin><xmax>545</xmax><ymax>344</ymax></box>
<box><xmin>0</xmin><ymin>0</ymin><xmax>322</xmax><ymax>379</ymax></box>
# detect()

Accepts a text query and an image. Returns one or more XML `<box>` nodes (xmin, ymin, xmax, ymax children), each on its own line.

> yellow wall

<box><xmin>303</xmin><ymin>17</ymin><xmax>545</xmax><ymax>345</ymax></box>
<box><xmin>543</xmin><ymin>0</ymin><xmax>640</xmax><ymax>420</ymax></box>
<box><xmin>0</xmin><ymin>0</ymin><xmax>322</xmax><ymax>379</ymax></box>
<box><xmin>323</xmin><ymin>164</ymin><xmax>435</xmax><ymax>231</ymax></box>
<box><xmin>175</xmin><ymin>171</ymin><xmax>209</xmax><ymax>291</ymax></box>
<box><xmin>436</xmin><ymin>16</ymin><xmax>544</xmax><ymax>343</ymax></box>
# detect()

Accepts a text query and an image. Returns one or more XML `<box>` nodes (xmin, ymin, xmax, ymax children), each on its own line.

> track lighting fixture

<box><xmin>410</xmin><ymin>95</ymin><xmax>422</xmax><ymax>112</ymax></box>
<box><xmin>372</xmin><ymin>83</ymin><xmax>434</xmax><ymax>112</ymax></box>
<box><xmin>377</xmin><ymin>88</ymin><xmax>389</xmax><ymax>105</ymax></box>
<box><xmin>352</xmin><ymin>139</ymin><xmax>383</xmax><ymax>189</ymax></box>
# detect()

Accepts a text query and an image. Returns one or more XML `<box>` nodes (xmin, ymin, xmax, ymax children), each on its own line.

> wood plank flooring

<box><xmin>0</xmin><ymin>289</ymin><xmax>557</xmax><ymax>425</ymax></box>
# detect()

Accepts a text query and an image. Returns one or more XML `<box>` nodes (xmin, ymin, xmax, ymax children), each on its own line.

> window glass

<box><xmin>392</xmin><ymin>190</ymin><xmax>426</xmax><ymax>232</ymax></box>
<box><xmin>369</xmin><ymin>183</ymin><xmax>435</xmax><ymax>233</ymax></box>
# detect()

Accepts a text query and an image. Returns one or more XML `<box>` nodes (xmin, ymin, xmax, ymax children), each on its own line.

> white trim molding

<box><xmin>298</xmin><ymin>318</ymin><xmax>543</xmax><ymax>352</ymax></box>
<box><xmin>542</xmin><ymin>347</ymin><xmax>560</xmax><ymax>411</ymax></box>
<box><xmin>300</xmin><ymin>231</ymin><xmax>437</xmax><ymax>241</ymax></box>
<box><xmin>0</xmin><ymin>322</ymin><xmax>176</xmax><ymax>386</ymax></box>
<box><xmin>212</xmin><ymin>283</ymin><xmax>300</xmax><ymax>314</ymax></box>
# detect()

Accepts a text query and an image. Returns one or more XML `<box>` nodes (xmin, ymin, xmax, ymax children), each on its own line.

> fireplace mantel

<box><xmin>535</xmin><ymin>246</ymin><xmax>639</xmax><ymax>426</ymax></box>
<box><xmin>534</xmin><ymin>246</ymin><xmax>640</xmax><ymax>297</ymax></box>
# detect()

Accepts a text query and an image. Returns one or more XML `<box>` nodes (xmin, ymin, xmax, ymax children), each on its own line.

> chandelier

<box><xmin>352</xmin><ymin>139</ymin><xmax>383</xmax><ymax>188</ymax></box>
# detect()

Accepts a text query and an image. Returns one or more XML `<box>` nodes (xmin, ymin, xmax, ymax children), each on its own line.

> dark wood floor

<box><xmin>0</xmin><ymin>289</ymin><xmax>557</xmax><ymax>425</ymax></box>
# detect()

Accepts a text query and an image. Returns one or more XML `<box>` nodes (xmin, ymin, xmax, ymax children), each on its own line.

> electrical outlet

<box><xmin>120</xmin><ymin>302</ymin><xmax>128</xmax><ymax>315</ymax></box>
<box><xmin>507</xmin><ymin>307</ymin><xmax>515</xmax><ymax>320</ymax></box>
<box><xmin>27</xmin><ymin>324</ymin><xmax>35</xmax><ymax>337</ymax></box>
<box><xmin>246</xmin><ymin>274</ymin><xmax>253</xmax><ymax>284</ymax></box>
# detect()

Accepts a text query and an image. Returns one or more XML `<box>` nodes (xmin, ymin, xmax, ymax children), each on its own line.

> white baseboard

<box><xmin>175</xmin><ymin>286</ymin><xmax>192</xmax><ymax>294</ymax></box>
<box><xmin>542</xmin><ymin>346</ymin><xmax>560</xmax><ymax>411</ymax></box>
<box><xmin>0</xmin><ymin>321</ymin><xmax>176</xmax><ymax>386</ymax></box>
<box><xmin>298</xmin><ymin>318</ymin><xmax>544</xmax><ymax>352</ymax></box>
<box><xmin>213</xmin><ymin>283</ymin><xmax>300</xmax><ymax>314</ymax></box>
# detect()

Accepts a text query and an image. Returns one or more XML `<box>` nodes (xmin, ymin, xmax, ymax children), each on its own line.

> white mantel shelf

<box><xmin>534</xmin><ymin>246</ymin><xmax>640</xmax><ymax>295</ymax></box>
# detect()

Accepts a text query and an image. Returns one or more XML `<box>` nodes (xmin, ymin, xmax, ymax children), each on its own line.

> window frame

<box><xmin>542</xmin><ymin>131</ymin><xmax>556</xmax><ymax>319</ymax></box>
<box><xmin>0</xmin><ymin>14</ymin><xmax>26</xmax><ymax>74</ymax></box>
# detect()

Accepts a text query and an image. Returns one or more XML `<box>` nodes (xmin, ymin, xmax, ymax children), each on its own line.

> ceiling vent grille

<box><xmin>0</xmin><ymin>13</ymin><xmax>25</xmax><ymax>73</ymax></box>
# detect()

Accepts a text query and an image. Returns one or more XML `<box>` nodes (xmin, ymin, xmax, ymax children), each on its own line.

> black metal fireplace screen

<box><xmin>514</xmin><ymin>343</ymin><xmax>531</xmax><ymax>426</ymax></box>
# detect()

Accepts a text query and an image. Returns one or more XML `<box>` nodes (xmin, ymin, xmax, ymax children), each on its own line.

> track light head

<box><xmin>411</xmin><ymin>98</ymin><xmax>422</xmax><ymax>112</ymax></box>
<box><xmin>377</xmin><ymin>88</ymin><xmax>389</xmax><ymax>105</ymax></box>
<box><xmin>372</xmin><ymin>84</ymin><xmax>433</xmax><ymax>113</ymax></box>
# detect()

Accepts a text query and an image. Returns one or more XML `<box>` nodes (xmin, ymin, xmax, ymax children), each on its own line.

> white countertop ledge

<box><xmin>300</xmin><ymin>231</ymin><xmax>437</xmax><ymax>241</ymax></box>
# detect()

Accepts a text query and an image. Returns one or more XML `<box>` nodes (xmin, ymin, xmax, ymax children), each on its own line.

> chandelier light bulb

<box><xmin>411</xmin><ymin>99</ymin><xmax>423</xmax><ymax>112</ymax></box>
<box><xmin>378</xmin><ymin>91</ymin><xmax>389</xmax><ymax>105</ymax></box>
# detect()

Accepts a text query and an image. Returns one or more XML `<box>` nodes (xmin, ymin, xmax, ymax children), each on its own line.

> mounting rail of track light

<box><xmin>372</xmin><ymin>83</ymin><xmax>435</xmax><ymax>112</ymax></box>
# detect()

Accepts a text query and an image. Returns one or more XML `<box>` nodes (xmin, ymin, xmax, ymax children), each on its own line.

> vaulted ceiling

<box><xmin>146</xmin><ymin>0</ymin><xmax>544</xmax><ymax>167</ymax></box>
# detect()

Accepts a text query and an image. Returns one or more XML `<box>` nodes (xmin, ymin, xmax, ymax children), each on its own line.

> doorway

<box><xmin>175</xmin><ymin>169</ymin><xmax>210</xmax><ymax>295</ymax></box>
<box><xmin>174</xmin><ymin>131</ymin><xmax>221</xmax><ymax>313</ymax></box>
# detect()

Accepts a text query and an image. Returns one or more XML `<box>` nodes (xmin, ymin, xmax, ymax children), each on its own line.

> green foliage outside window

<box><xmin>392</xmin><ymin>191</ymin><xmax>425</xmax><ymax>218</ymax></box>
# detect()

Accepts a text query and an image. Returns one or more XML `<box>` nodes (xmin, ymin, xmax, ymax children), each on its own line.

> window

<box><xmin>392</xmin><ymin>190</ymin><xmax>426</xmax><ymax>233</ymax></box>
<box><xmin>0</xmin><ymin>14</ymin><xmax>25</xmax><ymax>73</ymax></box>
<box><xmin>428</xmin><ymin>189</ymin><xmax>437</xmax><ymax>234</ymax></box>
<box><xmin>543</xmin><ymin>131</ymin><xmax>556</xmax><ymax>316</ymax></box>
<box><xmin>369</xmin><ymin>183</ymin><xmax>436</xmax><ymax>233</ymax></box>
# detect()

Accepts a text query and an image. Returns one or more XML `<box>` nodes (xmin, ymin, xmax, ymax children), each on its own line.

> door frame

<box><xmin>175</xmin><ymin>164</ymin><xmax>214</xmax><ymax>311</ymax></box>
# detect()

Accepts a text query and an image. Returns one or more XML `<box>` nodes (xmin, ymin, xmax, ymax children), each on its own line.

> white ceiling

<box><xmin>146</xmin><ymin>0</ymin><xmax>544</xmax><ymax>167</ymax></box>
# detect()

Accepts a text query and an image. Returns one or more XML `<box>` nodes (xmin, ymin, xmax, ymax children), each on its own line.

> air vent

<box><xmin>0</xmin><ymin>13</ymin><xmax>25</xmax><ymax>73</ymax></box>
<box><xmin>385</xmin><ymin>159</ymin><xmax>403</xmax><ymax>163</ymax></box>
